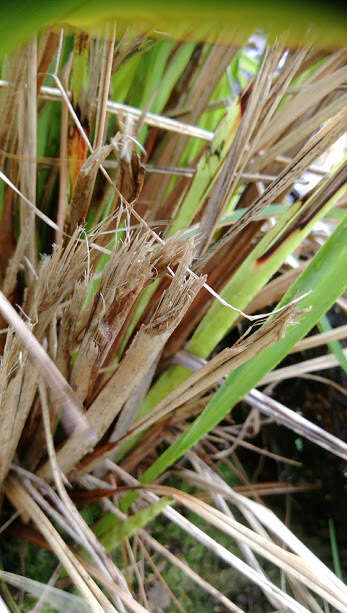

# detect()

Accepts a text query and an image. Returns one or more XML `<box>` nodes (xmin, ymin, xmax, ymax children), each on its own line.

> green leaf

<box><xmin>238</xmin><ymin>49</ymin><xmax>260</xmax><ymax>76</ymax></box>
<box><xmin>328</xmin><ymin>518</ymin><xmax>343</xmax><ymax>581</ymax></box>
<box><xmin>168</xmin><ymin>99</ymin><xmax>241</xmax><ymax>237</ymax></box>
<box><xmin>139</xmin><ymin>213</ymin><xmax>347</xmax><ymax>484</ymax></box>
<box><xmin>1</xmin><ymin>1</ymin><xmax>346</xmax><ymax>62</ymax></box>
<box><xmin>93</xmin><ymin>497</ymin><xmax>174</xmax><ymax>552</ymax></box>
<box><xmin>117</xmin><ymin>96</ymin><xmax>242</xmax><ymax>353</ymax></box>
<box><xmin>318</xmin><ymin>314</ymin><xmax>347</xmax><ymax>373</ymax></box>
<box><xmin>187</xmin><ymin>162</ymin><xmax>347</xmax><ymax>359</ymax></box>
<box><xmin>112</xmin><ymin>51</ymin><xmax>142</xmax><ymax>103</ymax></box>
<box><xmin>138</xmin><ymin>41</ymin><xmax>173</xmax><ymax>105</ymax></box>
<box><xmin>146</xmin><ymin>42</ymin><xmax>195</xmax><ymax>116</ymax></box>
<box><xmin>137</xmin><ymin>41</ymin><xmax>195</xmax><ymax>144</ymax></box>
<box><xmin>0</xmin><ymin>558</ymin><xmax>22</xmax><ymax>613</ymax></box>
<box><xmin>71</xmin><ymin>33</ymin><xmax>89</xmax><ymax>105</ymax></box>
<box><xmin>138</xmin><ymin>160</ymin><xmax>346</xmax><ymax>419</ymax></box>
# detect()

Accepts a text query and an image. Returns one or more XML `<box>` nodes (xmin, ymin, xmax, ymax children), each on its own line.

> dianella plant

<box><xmin>0</xmin><ymin>8</ymin><xmax>346</xmax><ymax>613</ymax></box>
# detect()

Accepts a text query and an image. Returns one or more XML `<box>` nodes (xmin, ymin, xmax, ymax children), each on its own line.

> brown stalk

<box><xmin>0</xmin><ymin>44</ymin><xmax>39</xmax><ymax>297</ymax></box>
<box><xmin>148</xmin><ymin>484</ymin><xmax>347</xmax><ymax>612</ymax></box>
<box><xmin>111</xmin><ymin>234</ymin><xmax>204</xmax><ymax>355</ymax></box>
<box><xmin>211</xmin><ymin>429</ymin><xmax>302</xmax><ymax>466</ymax></box>
<box><xmin>21</xmin><ymin>227</ymin><xmax>95</xmax><ymax>340</ymax></box>
<box><xmin>141</xmin><ymin>530</ymin><xmax>241</xmax><ymax>612</ymax></box>
<box><xmin>255</xmin><ymin>161</ymin><xmax>347</xmax><ymax>263</ymax></box>
<box><xmin>77</xmin><ymin>474</ymin><xmax>241</xmax><ymax>612</ymax></box>
<box><xmin>302</xmin><ymin>49</ymin><xmax>347</xmax><ymax>83</ymax></box>
<box><xmin>197</xmin><ymin>44</ymin><xmax>284</xmax><ymax>254</ymax></box>
<box><xmin>158</xmin><ymin>170</ymin><xmax>193</xmax><ymax>223</ymax></box>
<box><xmin>243</xmin><ymin>263</ymin><xmax>307</xmax><ymax>316</ymax></box>
<box><xmin>93</xmin><ymin>26</ymin><xmax>116</xmax><ymax>149</ymax></box>
<box><xmin>56</xmin><ymin>75</ymin><xmax>69</xmax><ymax>242</ymax></box>
<box><xmin>138</xmin><ymin>43</ymin><xmax>236</xmax><ymax>220</ymax></box>
<box><xmin>36</xmin><ymin>30</ymin><xmax>60</xmax><ymax>95</ymax></box>
<box><xmin>110</xmin><ymin>355</ymin><xmax>160</xmax><ymax>443</ymax></box>
<box><xmin>245</xmin><ymin>389</ymin><xmax>347</xmax><ymax>461</ymax></box>
<box><xmin>174</xmin><ymin>477</ymin><xmax>318</xmax><ymax>500</ymax></box>
<box><xmin>0</xmin><ymin>358</ymin><xmax>39</xmax><ymax>483</ymax></box>
<box><xmin>77</xmin><ymin>304</ymin><xmax>299</xmax><ymax>475</ymax></box>
<box><xmin>235</xmin><ymin>482</ymin><xmax>320</xmax><ymax>496</ymax></box>
<box><xmin>290</xmin><ymin>324</ymin><xmax>347</xmax><ymax>353</ymax></box>
<box><xmin>250</xmin><ymin>94</ymin><xmax>347</xmax><ymax>174</ymax></box>
<box><xmin>20</xmin><ymin>38</ymin><xmax>37</xmax><ymax>274</ymax></box>
<box><xmin>185</xmin><ymin>452</ymin><xmax>343</xmax><ymax>609</ymax></box>
<box><xmin>236</xmin><ymin>67</ymin><xmax>346</xmax><ymax>225</ymax></box>
<box><xmin>258</xmin><ymin>65</ymin><xmax>347</xmax><ymax>151</ymax></box>
<box><xmin>0</xmin><ymin>290</ymin><xmax>95</xmax><ymax>467</ymax></box>
<box><xmin>38</xmin><ymin>378</ymin><xmax>131</xmax><ymax>608</ymax></box>
<box><xmin>196</xmin><ymin>47</ymin><xmax>312</xmax><ymax>255</ymax></box>
<box><xmin>135</xmin><ymin>534</ymin><xmax>187</xmax><ymax>613</ymax></box>
<box><xmin>163</xmin><ymin>220</ymin><xmax>264</xmax><ymax>359</ymax></box>
<box><xmin>75</xmin><ymin>26</ymin><xmax>116</xmax><ymax>220</ymax></box>
<box><xmin>38</xmin><ymin>242</ymin><xmax>205</xmax><ymax>479</ymax></box>
<box><xmin>67</xmin><ymin>143</ymin><xmax>113</xmax><ymax>230</ymax></box>
<box><xmin>107</xmin><ymin>462</ymin><xmax>317</xmax><ymax>613</ymax></box>
<box><xmin>4</xmin><ymin>476</ymin><xmax>118</xmax><ymax>613</ymax></box>
<box><xmin>0</xmin><ymin>167</ymin><xmax>17</xmax><ymax>286</ymax></box>
<box><xmin>0</xmin><ymin>330</ymin><xmax>38</xmax><ymax>483</ymax></box>
<box><xmin>214</xmin><ymin>106</ymin><xmax>346</xmax><ymax>245</ymax></box>
<box><xmin>70</xmin><ymin>231</ymin><xmax>154</xmax><ymax>403</ymax></box>
<box><xmin>252</xmin><ymin>47</ymin><xmax>311</xmax><ymax>143</ymax></box>
<box><xmin>0</xmin><ymin>48</ymin><xmax>26</xmax><ymax>169</ymax></box>
<box><xmin>47</xmin><ymin>69</ymin><xmax>279</xmax><ymax>325</ymax></box>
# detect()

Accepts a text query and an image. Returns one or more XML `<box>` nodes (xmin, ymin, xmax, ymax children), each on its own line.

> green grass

<box><xmin>1</xmin><ymin>19</ymin><xmax>346</xmax><ymax>612</ymax></box>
